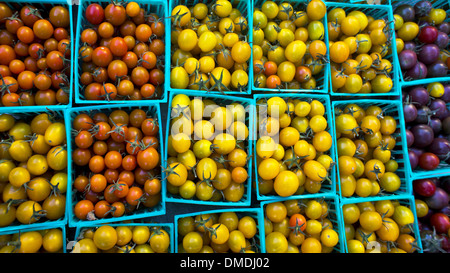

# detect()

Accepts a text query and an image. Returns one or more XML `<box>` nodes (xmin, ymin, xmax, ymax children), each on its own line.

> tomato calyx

<box><xmin>27</xmin><ymin>201</ymin><xmax>47</xmax><ymax>224</ymax></box>
<box><xmin>189</xmin><ymin>73</ymin><xmax>210</xmax><ymax>91</ymax></box>
<box><xmin>194</xmin><ymin>214</ymin><xmax>212</xmax><ymax>231</ymax></box>
<box><xmin>209</xmin><ymin>69</ymin><xmax>230</xmax><ymax>94</ymax></box>
<box><xmin>149</xmin><ymin>226</ymin><xmax>165</xmax><ymax>240</ymax></box>
<box><xmin>283</xmin><ymin>154</ymin><xmax>307</xmax><ymax>170</ymax></box>
<box><xmin>306</xmin><ymin>58</ymin><xmax>326</xmax><ymax>75</ymax></box>
<box><xmin>24</xmin><ymin>6</ymin><xmax>43</xmax><ymax>20</ymax></box>
<box><xmin>51</xmin><ymin>144</ymin><xmax>67</xmax><ymax>157</ymax></box>
<box><xmin>3</xmin><ymin>231</ymin><xmax>24</xmax><ymax>252</ymax></box>
<box><xmin>163</xmin><ymin>162</ymin><xmax>181</xmax><ymax>179</ymax></box>
<box><xmin>368</xmin><ymin>162</ymin><xmax>383</xmax><ymax>181</ymax></box>
<box><xmin>107</xmin><ymin>118</ymin><xmax>127</xmax><ymax>139</ymax></box>
<box><xmin>421</xmin><ymin>228</ymin><xmax>447</xmax><ymax>253</ymax></box>
<box><xmin>279</xmin><ymin>4</ymin><xmax>293</xmax><ymax>19</ymax></box>
<box><xmin>99</xmin><ymin>83</ymin><xmax>116</xmax><ymax>102</ymax></box>
<box><xmin>239</xmin><ymin>237</ymin><xmax>258</xmax><ymax>253</ymax></box>
<box><xmin>3</xmin><ymin>198</ymin><xmax>26</xmax><ymax>214</ymax></box>
<box><xmin>0</xmin><ymin>75</ymin><xmax>18</xmax><ymax>95</ymax></box>
<box><xmin>170</xmin><ymin>103</ymin><xmax>191</xmax><ymax>119</ymax></box>
<box><xmin>205</xmin><ymin>223</ymin><xmax>222</xmax><ymax>241</ymax></box>
<box><xmin>289</xmin><ymin>218</ymin><xmax>306</xmax><ymax>236</ymax></box>
<box><xmin>170</xmin><ymin>8</ymin><xmax>190</xmax><ymax>28</ymax></box>
<box><xmin>357</xmin><ymin>229</ymin><xmax>374</xmax><ymax>246</ymax></box>
<box><xmin>125</xmin><ymin>135</ymin><xmax>144</xmax><ymax>155</ymax></box>
<box><xmin>116</xmin><ymin>243</ymin><xmax>136</xmax><ymax>253</ymax></box>
<box><xmin>211</xmin><ymin>152</ymin><xmax>232</xmax><ymax>166</ymax></box>
<box><xmin>197</xmin><ymin>172</ymin><xmax>216</xmax><ymax>187</ymax></box>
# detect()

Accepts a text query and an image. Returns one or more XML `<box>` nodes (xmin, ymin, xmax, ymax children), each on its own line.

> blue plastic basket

<box><xmin>0</xmin><ymin>221</ymin><xmax>67</xmax><ymax>253</ymax></box>
<box><xmin>251</xmin><ymin>0</ymin><xmax>329</xmax><ymax>94</ymax></box>
<box><xmin>174</xmin><ymin>207</ymin><xmax>263</xmax><ymax>253</ymax></box>
<box><xmin>72</xmin><ymin>222</ymin><xmax>174</xmax><ymax>253</ymax></box>
<box><xmin>400</xmin><ymin>78</ymin><xmax>450</xmax><ymax>180</ymax></box>
<box><xmin>65</xmin><ymin>103</ymin><xmax>166</xmax><ymax>228</ymax></box>
<box><xmin>74</xmin><ymin>0</ymin><xmax>168</xmax><ymax>104</ymax></box>
<box><xmin>392</xmin><ymin>0</ymin><xmax>450</xmax><ymax>85</ymax></box>
<box><xmin>0</xmin><ymin>106</ymin><xmax>69</xmax><ymax>234</ymax></box>
<box><xmin>338</xmin><ymin>195</ymin><xmax>423</xmax><ymax>253</ymax></box>
<box><xmin>166</xmin><ymin>0</ymin><xmax>252</xmax><ymax>95</ymax></box>
<box><xmin>331</xmin><ymin>99</ymin><xmax>412</xmax><ymax>201</ymax></box>
<box><xmin>253</xmin><ymin>93</ymin><xmax>337</xmax><ymax>201</ymax></box>
<box><xmin>326</xmin><ymin>2</ymin><xmax>401</xmax><ymax>97</ymax></box>
<box><xmin>0</xmin><ymin>0</ymin><xmax>73</xmax><ymax>109</ymax></box>
<box><xmin>165</xmin><ymin>90</ymin><xmax>254</xmax><ymax>206</ymax></box>
<box><xmin>260</xmin><ymin>194</ymin><xmax>345</xmax><ymax>253</ymax></box>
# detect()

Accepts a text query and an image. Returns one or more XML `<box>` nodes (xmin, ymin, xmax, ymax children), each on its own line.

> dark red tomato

<box><xmin>418</xmin><ymin>26</ymin><xmax>438</xmax><ymax>44</ymax></box>
<box><xmin>430</xmin><ymin>213</ymin><xmax>450</xmax><ymax>234</ymax></box>
<box><xmin>419</xmin><ymin>152</ymin><xmax>440</xmax><ymax>170</ymax></box>
<box><xmin>85</xmin><ymin>3</ymin><xmax>105</xmax><ymax>25</ymax></box>
<box><xmin>413</xmin><ymin>178</ymin><xmax>437</xmax><ymax>197</ymax></box>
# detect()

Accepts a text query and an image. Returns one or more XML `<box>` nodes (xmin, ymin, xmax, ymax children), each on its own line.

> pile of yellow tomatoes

<box><xmin>0</xmin><ymin>227</ymin><xmax>64</xmax><ymax>253</ymax></box>
<box><xmin>74</xmin><ymin>224</ymin><xmax>171</xmax><ymax>253</ymax></box>
<box><xmin>170</xmin><ymin>0</ymin><xmax>251</xmax><ymax>92</ymax></box>
<box><xmin>253</xmin><ymin>0</ymin><xmax>327</xmax><ymax>91</ymax></box>
<box><xmin>255</xmin><ymin>96</ymin><xmax>333</xmax><ymax>197</ymax></box>
<box><xmin>328</xmin><ymin>6</ymin><xmax>395</xmax><ymax>94</ymax></box>
<box><xmin>0</xmin><ymin>111</ymin><xmax>67</xmax><ymax>227</ymax></box>
<box><xmin>334</xmin><ymin>102</ymin><xmax>403</xmax><ymax>198</ymax></box>
<box><xmin>166</xmin><ymin>93</ymin><xmax>250</xmax><ymax>203</ymax></box>
<box><xmin>343</xmin><ymin>199</ymin><xmax>418</xmax><ymax>253</ymax></box>
<box><xmin>177</xmin><ymin>211</ymin><xmax>259</xmax><ymax>253</ymax></box>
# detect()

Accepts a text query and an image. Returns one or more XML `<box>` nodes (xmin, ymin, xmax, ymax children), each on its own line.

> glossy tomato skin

<box><xmin>430</xmin><ymin>212</ymin><xmax>450</xmax><ymax>234</ymax></box>
<box><xmin>418</xmin><ymin>152</ymin><xmax>440</xmax><ymax>170</ymax></box>
<box><xmin>85</xmin><ymin>4</ymin><xmax>105</xmax><ymax>25</ymax></box>
<box><xmin>414</xmin><ymin>178</ymin><xmax>437</xmax><ymax>197</ymax></box>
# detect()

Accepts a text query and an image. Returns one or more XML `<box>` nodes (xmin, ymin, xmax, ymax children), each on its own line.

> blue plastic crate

<box><xmin>331</xmin><ymin>99</ymin><xmax>412</xmax><ymax>202</ymax></box>
<box><xmin>392</xmin><ymin>0</ymin><xmax>450</xmax><ymax>85</ymax></box>
<box><xmin>260</xmin><ymin>194</ymin><xmax>345</xmax><ymax>253</ymax></box>
<box><xmin>72</xmin><ymin>222</ymin><xmax>174</xmax><ymax>253</ymax></box>
<box><xmin>165</xmin><ymin>90</ymin><xmax>254</xmax><ymax>206</ymax></box>
<box><xmin>74</xmin><ymin>0</ymin><xmax>168</xmax><ymax>104</ymax></box>
<box><xmin>166</xmin><ymin>0</ymin><xmax>252</xmax><ymax>95</ymax></box>
<box><xmin>338</xmin><ymin>195</ymin><xmax>423</xmax><ymax>253</ymax></box>
<box><xmin>326</xmin><ymin>2</ymin><xmax>401</xmax><ymax>97</ymax></box>
<box><xmin>251</xmin><ymin>0</ymin><xmax>330</xmax><ymax>94</ymax></box>
<box><xmin>0</xmin><ymin>220</ymin><xmax>67</xmax><ymax>253</ymax></box>
<box><xmin>65</xmin><ymin>103</ymin><xmax>166</xmax><ymax>228</ymax></box>
<box><xmin>400</xmin><ymin>78</ymin><xmax>450</xmax><ymax>180</ymax></box>
<box><xmin>0</xmin><ymin>0</ymin><xmax>73</xmax><ymax>109</ymax></box>
<box><xmin>174</xmin><ymin>207</ymin><xmax>263</xmax><ymax>253</ymax></box>
<box><xmin>253</xmin><ymin>93</ymin><xmax>337</xmax><ymax>201</ymax></box>
<box><xmin>0</xmin><ymin>106</ymin><xmax>69</xmax><ymax>234</ymax></box>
